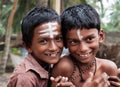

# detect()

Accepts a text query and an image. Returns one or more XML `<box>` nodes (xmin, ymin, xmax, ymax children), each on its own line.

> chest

<box><xmin>69</xmin><ymin>62</ymin><xmax>104</xmax><ymax>87</ymax></box>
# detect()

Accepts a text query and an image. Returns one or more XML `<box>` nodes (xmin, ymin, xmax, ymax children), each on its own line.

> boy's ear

<box><xmin>22</xmin><ymin>42</ymin><xmax>27</xmax><ymax>49</ymax></box>
<box><xmin>99</xmin><ymin>29</ymin><xmax>105</xmax><ymax>43</ymax></box>
<box><xmin>22</xmin><ymin>42</ymin><xmax>32</xmax><ymax>53</ymax></box>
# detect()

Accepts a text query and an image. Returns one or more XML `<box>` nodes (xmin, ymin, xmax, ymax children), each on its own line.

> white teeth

<box><xmin>51</xmin><ymin>54</ymin><xmax>56</xmax><ymax>57</ymax></box>
<box><xmin>79</xmin><ymin>53</ymin><xmax>90</xmax><ymax>57</ymax></box>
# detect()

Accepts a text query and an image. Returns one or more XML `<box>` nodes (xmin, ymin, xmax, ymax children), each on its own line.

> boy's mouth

<box><xmin>45</xmin><ymin>52</ymin><xmax>59</xmax><ymax>57</ymax></box>
<box><xmin>77</xmin><ymin>52</ymin><xmax>92</xmax><ymax>58</ymax></box>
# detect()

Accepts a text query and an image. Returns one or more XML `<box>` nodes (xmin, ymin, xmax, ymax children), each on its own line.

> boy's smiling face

<box><xmin>28</xmin><ymin>21</ymin><xmax>63</xmax><ymax>64</ymax></box>
<box><xmin>66</xmin><ymin>28</ymin><xmax>104</xmax><ymax>63</ymax></box>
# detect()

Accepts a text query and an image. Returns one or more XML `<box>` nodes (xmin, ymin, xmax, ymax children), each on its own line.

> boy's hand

<box><xmin>108</xmin><ymin>68</ymin><xmax>120</xmax><ymax>87</ymax></box>
<box><xmin>108</xmin><ymin>76</ymin><xmax>120</xmax><ymax>87</ymax></box>
<box><xmin>50</xmin><ymin>76</ymin><xmax>75</xmax><ymax>87</ymax></box>
<box><xmin>83</xmin><ymin>72</ymin><xmax>110</xmax><ymax>87</ymax></box>
<box><xmin>117</xmin><ymin>68</ymin><xmax>120</xmax><ymax>78</ymax></box>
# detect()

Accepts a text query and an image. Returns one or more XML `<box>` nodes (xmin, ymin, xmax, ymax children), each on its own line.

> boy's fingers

<box><xmin>108</xmin><ymin>76</ymin><xmax>120</xmax><ymax>87</ymax></box>
<box><xmin>50</xmin><ymin>77</ymin><xmax>55</xmax><ymax>81</ymax></box>
<box><xmin>82</xmin><ymin>72</ymin><xmax>94</xmax><ymax>87</ymax></box>
<box><xmin>50</xmin><ymin>76</ymin><xmax>62</xmax><ymax>82</ymax></box>
<box><xmin>57</xmin><ymin>82</ymin><xmax>75</xmax><ymax>87</ymax></box>
<box><xmin>83</xmin><ymin>72</ymin><xmax>109</xmax><ymax>87</ymax></box>
<box><xmin>108</xmin><ymin>76</ymin><xmax>120</xmax><ymax>82</ymax></box>
<box><xmin>86</xmin><ymin>72</ymin><xmax>94</xmax><ymax>82</ymax></box>
<box><xmin>60</xmin><ymin>77</ymin><xmax>68</xmax><ymax>82</ymax></box>
<box><xmin>97</xmin><ymin>73</ymin><xmax>110</xmax><ymax>86</ymax></box>
<box><xmin>50</xmin><ymin>76</ymin><xmax>74</xmax><ymax>87</ymax></box>
<box><xmin>109</xmin><ymin>81</ymin><xmax>120</xmax><ymax>87</ymax></box>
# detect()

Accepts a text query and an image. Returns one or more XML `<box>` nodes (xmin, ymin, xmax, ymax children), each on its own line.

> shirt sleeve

<box><xmin>7</xmin><ymin>73</ymin><xmax>36</xmax><ymax>87</ymax></box>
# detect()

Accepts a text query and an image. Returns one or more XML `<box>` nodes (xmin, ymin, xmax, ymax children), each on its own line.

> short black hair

<box><xmin>61</xmin><ymin>4</ymin><xmax>100</xmax><ymax>47</ymax></box>
<box><xmin>21</xmin><ymin>6</ymin><xmax>60</xmax><ymax>48</ymax></box>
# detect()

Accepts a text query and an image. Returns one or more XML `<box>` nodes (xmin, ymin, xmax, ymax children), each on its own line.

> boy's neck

<box><xmin>70</xmin><ymin>54</ymin><xmax>96</xmax><ymax>74</ymax></box>
<box><xmin>70</xmin><ymin>55</ymin><xmax>97</xmax><ymax>82</ymax></box>
<box><xmin>31</xmin><ymin>53</ymin><xmax>50</xmax><ymax>71</ymax></box>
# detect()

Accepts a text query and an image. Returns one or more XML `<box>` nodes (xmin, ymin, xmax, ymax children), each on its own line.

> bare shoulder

<box><xmin>52</xmin><ymin>56</ymin><xmax>74</xmax><ymax>77</ymax></box>
<box><xmin>97</xmin><ymin>58</ymin><xmax>118</xmax><ymax>75</ymax></box>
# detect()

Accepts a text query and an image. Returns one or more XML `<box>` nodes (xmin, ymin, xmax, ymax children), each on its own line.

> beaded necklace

<box><xmin>70</xmin><ymin>55</ymin><xmax>97</xmax><ymax>82</ymax></box>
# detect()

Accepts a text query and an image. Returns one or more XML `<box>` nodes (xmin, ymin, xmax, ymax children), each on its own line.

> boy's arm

<box><xmin>7</xmin><ymin>75</ymin><xmax>34</xmax><ymax>87</ymax></box>
<box><xmin>50</xmin><ymin>56</ymin><xmax>74</xmax><ymax>87</ymax></box>
<box><xmin>108</xmin><ymin>68</ymin><xmax>120</xmax><ymax>87</ymax></box>
<box><xmin>101</xmin><ymin>59</ymin><xmax>118</xmax><ymax>76</ymax></box>
<box><xmin>83</xmin><ymin>72</ymin><xmax>110</xmax><ymax>87</ymax></box>
<box><xmin>51</xmin><ymin>56</ymin><xmax>73</xmax><ymax>78</ymax></box>
<box><xmin>7</xmin><ymin>72</ymin><xmax>39</xmax><ymax>87</ymax></box>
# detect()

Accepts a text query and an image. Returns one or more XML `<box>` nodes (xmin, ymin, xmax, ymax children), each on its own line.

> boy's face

<box><xmin>66</xmin><ymin>28</ymin><xmax>104</xmax><ymax>63</ymax></box>
<box><xmin>29</xmin><ymin>21</ymin><xmax>63</xmax><ymax>64</ymax></box>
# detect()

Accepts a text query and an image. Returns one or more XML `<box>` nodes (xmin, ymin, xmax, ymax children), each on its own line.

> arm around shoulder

<box><xmin>51</xmin><ymin>56</ymin><xmax>76</xmax><ymax>87</ymax></box>
<box><xmin>52</xmin><ymin>56</ymin><xmax>74</xmax><ymax>78</ymax></box>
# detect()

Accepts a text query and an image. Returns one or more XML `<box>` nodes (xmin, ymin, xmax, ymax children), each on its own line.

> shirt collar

<box><xmin>24</xmin><ymin>54</ymin><xmax>49</xmax><ymax>79</ymax></box>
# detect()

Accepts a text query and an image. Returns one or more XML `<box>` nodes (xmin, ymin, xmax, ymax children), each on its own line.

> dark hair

<box><xmin>61</xmin><ymin>4</ymin><xmax>100</xmax><ymax>47</ymax></box>
<box><xmin>21</xmin><ymin>6</ymin><xmax>61</xmax><ymax>47</ymax></box>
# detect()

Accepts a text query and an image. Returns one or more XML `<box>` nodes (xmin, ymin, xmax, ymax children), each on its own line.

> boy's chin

<box><xmin>49</xmin><ymin>58</ymin><xmax>59</xmax><ymax>64</ymax></box>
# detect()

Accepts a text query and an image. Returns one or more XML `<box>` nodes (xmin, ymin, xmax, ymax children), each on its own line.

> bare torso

<box><xmin>52</xmin><ymin>55</ymin><xmax>117</xmax><ymax>87</ymax></box>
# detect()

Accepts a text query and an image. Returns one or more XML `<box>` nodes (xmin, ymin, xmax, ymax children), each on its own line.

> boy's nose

<box><xmin>78</xmin><ymin>42</ymin><xmax>89</xmax><ymax>52</ymax></box>
<box><xmin>48</xmin><ymin>41</ymin><xmax>58</xmax><ymax>51</ymax></box>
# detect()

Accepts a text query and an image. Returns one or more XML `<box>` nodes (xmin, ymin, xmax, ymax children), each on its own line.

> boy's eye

<box><xmin>86</xmin><ymin>37</ymin><xmax>94</xmax><ymax>42</ymax></box>
<box><xmin>55</xmin><ymin>36</ymin><xmax>63</xmax><ymax>42</ymax></box>
<box><xmin>39</xmin><ymin>39</ymin><xmax>48</xmax><ymax>44</ymax></box>
<box><xmin>68</xmin><ymin>40</ymin><xmax>79</xmax><ymax>46</ymax></box>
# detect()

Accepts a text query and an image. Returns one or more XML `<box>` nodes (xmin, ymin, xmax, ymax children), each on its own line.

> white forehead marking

<box><xmin>77</xmin><ymin>29</ymin><xmax>83</xmax><ymax>41</ymax></box>
<box><xmin>39</xmin><ymin>22</ymin><xmax>58</xmax><ymax>38</ymax></box>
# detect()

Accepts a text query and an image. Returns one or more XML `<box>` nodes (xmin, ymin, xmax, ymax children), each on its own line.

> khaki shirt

<box><xmin>7</xmin><ymin>54</ymin><xmax>49</xmax><ymax>87</ymax></box>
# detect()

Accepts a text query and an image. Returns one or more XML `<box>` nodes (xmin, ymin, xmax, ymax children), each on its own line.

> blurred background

<box><xmin>0</xmin><ymin>0</ymin><xmax>120</xmax><ymax>86</ymax></box>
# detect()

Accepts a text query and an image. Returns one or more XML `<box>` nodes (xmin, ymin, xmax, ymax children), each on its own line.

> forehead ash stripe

<box><xmin>39</xmin><ymin>32</ymin><xmax>58</xmax><ymax>37</ymax></box>
<box><xmin>39</xmin><ymin>22</ymin><xmax>58</xmax><ymax>38</ymax></box>
<box><xmin>77</xmin><ymin>29</ymin><xmax>83</xmax><ymax>41</ymax></box>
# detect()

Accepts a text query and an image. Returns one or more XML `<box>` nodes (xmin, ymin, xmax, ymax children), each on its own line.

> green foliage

<box><xmin>63</xmin><ymin>0</ymin><xmax>86</xmax><ymax>10</ymax></box>
<box><xmin>11</xmin><ymin>47</ymin><xmax>22</xmax><ymax>56</ymax></box>
<box><xmin>0</xmin><ymin>21</ymin><xmax>5</xmax><ymax>38</ymax></box>
<box><xmin>86</xmin><ymin>0</ymin><xmax>120</xmax><ymax>32</ymax></box>
<box><xmin>0</xmin><ymin>0</ymin><xmax>120</xmax><ymax>36</ymax></box>
<box><xmin>106</xmin><ymin>0</ymin><xmax>120</xmax><ymax>32</ymax></box>
<box><xmin>0</xmin><ymin>51</ymin><xmax>3</xmax><ymax>57</ymax></box>
<box><xmin>2</xmin><ymin>5</ymin><xmax>12</xmax><ymax>18</ymax></box>
<box><xmin>12</xmin><ymin>0</ymin><xmax>37</xmax><ymax>33</ymax></box>
<box><xmin>0</xmin><ymin>0</ymin><xmax>37</xmax><ymax>35</ymax></box>
<box><xmin>1</xmin><ymin>1</ymin><xmax>13</xmax><ymax>28</ymax></box>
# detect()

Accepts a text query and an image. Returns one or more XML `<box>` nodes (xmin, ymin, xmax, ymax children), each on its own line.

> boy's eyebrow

<box><xmin>82</xmin><ymin>33</ymin><xmax>97</xmax><ymax>38</ymax></box>
<box><xmin>67</xmin><ymin>33</ymin><xmax>98</xmax><ymax>40</ymax></box>
<box><xmin>87</xmin><ymin>32</ymin><xmax>99</xmax><ymax>37</ymax></box>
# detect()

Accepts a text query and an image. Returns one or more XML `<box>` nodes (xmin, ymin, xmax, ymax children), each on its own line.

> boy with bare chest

<box><xmin>51</xmin><ymin>4</ymin><xmax>118</xmax><ymax>87</ymax></box>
